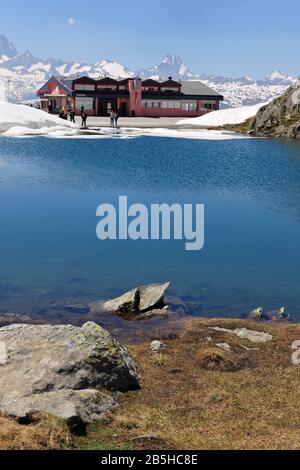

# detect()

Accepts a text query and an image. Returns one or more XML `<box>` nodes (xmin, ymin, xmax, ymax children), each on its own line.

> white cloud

<box><xmin>67</xmin><ymin>17</ymin><xmax>79</xmax><ymax>25</ymax></box>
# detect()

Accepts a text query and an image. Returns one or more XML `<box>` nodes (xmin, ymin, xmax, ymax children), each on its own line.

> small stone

<box><xmin>150</xmin><ymin>340</ymin><xmax>167</xmax><ymax>353</ymax></box>
<box><xmin>216</xmin><ymin>343</ymin><xmax>231</xmax><ymax>351</ymax></box>
<box><xmin>208</xmin><ymin>326</ymin><xmax>273</xmax><ymax>343</ymax></box>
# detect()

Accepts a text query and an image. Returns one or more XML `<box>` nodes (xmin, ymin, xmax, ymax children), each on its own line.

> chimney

<box><xmin>168</xmin><ymin>76</ymin><xmax>172</xmax><ymax>80</ymax></box>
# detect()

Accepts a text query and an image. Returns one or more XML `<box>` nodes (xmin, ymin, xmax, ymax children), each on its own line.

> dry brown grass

<box><xmin>0</xmin><ymin>414</ymin><xmax>72</xmax><ymax>450</ymax></box>
<box><xmin>77</xmin><ymin>318</ymin><xmax>300</xmax><ymax>450</ymax></box>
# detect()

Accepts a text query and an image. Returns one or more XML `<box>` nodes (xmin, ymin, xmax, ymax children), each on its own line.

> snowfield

<box><xmin>177</xmin><ymin>102</ymin><xmax>267</xmax><ymax>127</ymax></box>
<box><xmin>0</xmin><ymin>101</ymin><xmax>252</xmax><ymax>140</ymax></box>
<box><xmin>0</xmin><ymin>101</ymin><xmax>75</xmax><ymax>135</ymax></box>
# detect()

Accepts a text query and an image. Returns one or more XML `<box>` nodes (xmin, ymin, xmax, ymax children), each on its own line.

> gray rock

<box><xmin>0</xmin><ymin>321</ymin><xmax>139</xmax><ymax>426</ymax></box>
<box><xmin>1</xmin><ymin>389</ymin><xmax>117</xmax><ymax>429</ymax></box>
<box><xmin>208</xmin><ymin>326</ymin><xmax>273</xmax><ymax>343</ymax></box>
<box><xmin>150</xmin><ymin>340</ymin><xmax>167</xmax><ymax>353</ymax></box>
<box><xmin>138</xmin><ymin>283</ymin><xmax>170</xmax><ymax>312</ymax></box>
<box><xmin>216</xmin><ymin>342</ymin><xmax>231</xmax><ymax>351</ymax></box>
<box><xmin>247</xmin><ymin>306</ymin><xmax>264</xmax><ymax>320</ymax></box>
<box><xmin>138</xmin><ymin>308</ymin><xmax>169</xmax><ymax>321</ymax></box>
<box><xmin>90</xmin><ymin>282</ymin><xmax>170</xmax><ymax>315</ymax></box>
<box><xmin>252</xmin><ymin>79</ymin><xmax>300</xmax><ymax>138</ymax></box>
<box><xmin>265</xmin><ymin>306</ymin><xmax>288</xmax><ymax>321</ymax></box>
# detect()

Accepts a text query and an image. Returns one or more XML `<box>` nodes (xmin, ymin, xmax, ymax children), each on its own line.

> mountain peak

<box><xmin>263</xmin><ymin>70</ymin><xmax>294</xmax><ymax>85</ymax></box>
<box><xmin>138</xmin><ymin>53</ymin><xmax>196</xmax><ymax>80</ymax></box>
<box><xmin>0</xmin><ymin>34</ymin><xmax>18</xmax><ymax>59</ymax></box>
<box><xmin>161</xmin><ymin>54</ymin><xmax>183</xmax><ymax>65</ymax></box>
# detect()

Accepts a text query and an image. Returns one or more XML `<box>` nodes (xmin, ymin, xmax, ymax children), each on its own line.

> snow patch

<box><xmin>177</xmin><ymin>102</ymin><xmax>267</xmax><ymax>127</ymax></box>
<box><xmin>0</xmin><ymin>101</ymin><xmax>75</xmax><ymax>134</ymax></box>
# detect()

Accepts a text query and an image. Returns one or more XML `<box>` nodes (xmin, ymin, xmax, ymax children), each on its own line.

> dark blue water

<box><xmin>0</xmin><ymin>135</ymin><xmax>300</xmax><ymax>319</ymax></box>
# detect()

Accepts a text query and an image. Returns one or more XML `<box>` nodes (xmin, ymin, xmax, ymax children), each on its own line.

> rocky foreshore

<box><xmin>1</xmin><ymin>315</ymin><xmax>300</xmax><ymax>450</ymax></box>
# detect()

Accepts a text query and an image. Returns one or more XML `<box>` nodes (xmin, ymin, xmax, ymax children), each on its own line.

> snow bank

<box><xmin>46</xmin><ymin>127</ymin><xmax>252</xmax><ymax>141</ymax></box>
<box><xmin>130</xmin><ymin>128</ymin><xmax>252</xmax><ymax>140</ymax></box>
<box><xmin>177</xmin><ymin>102</ymin><xmax>267</xmax><ymax>127</ymax></box>
<box><xmin>0</xmin><ymin>101</ymin><xmax>75</xmax><ymax>134</ymax></box>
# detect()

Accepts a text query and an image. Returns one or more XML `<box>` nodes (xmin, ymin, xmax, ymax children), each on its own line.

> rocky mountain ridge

<box><xmin>0</xmin><ymin>34</ymin><xmax>297</xmax><ymax>107</ymax></box>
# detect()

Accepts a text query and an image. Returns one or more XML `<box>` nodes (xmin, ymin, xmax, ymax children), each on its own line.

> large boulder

<box><xmin>0</xmin><ymin>322</ymin><xmax>139</xmax><ymax>427</ymax></box>
<box><xmin>90</xmin><ymin>282</ymin><xmax>170</xmax><ymax>315</ymax></box>
<box><xmin>252</xmin><ymin>79</ymin><xmax>300</xmax><ymax>138</ymax></box>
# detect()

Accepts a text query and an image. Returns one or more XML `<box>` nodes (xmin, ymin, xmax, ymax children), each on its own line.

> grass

<box><xmin>0</xmin><ymin>414</ymin><xmax>72</xmax><ymax>450</ymax></box>
<box><xmin>2</xmin><ymin>317</ymin><xmax>300</xmax><ymax>450</ymax></box>
<box><xmin>74</xmin><ymin>318</ymin><xmax>300</xmax><ymax>450</ymax></box>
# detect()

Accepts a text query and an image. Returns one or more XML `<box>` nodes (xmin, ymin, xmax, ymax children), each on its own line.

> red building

<box><xmin>37</xmin><ymin>75</ymin><xmax>223</xmax><ymax>117</ymax></box>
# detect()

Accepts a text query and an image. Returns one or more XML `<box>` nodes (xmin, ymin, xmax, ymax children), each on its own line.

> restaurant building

<box><xmin>37</xmin><ymin>75</ymin><xmax>223</xmax><ymax>117</ymax></box>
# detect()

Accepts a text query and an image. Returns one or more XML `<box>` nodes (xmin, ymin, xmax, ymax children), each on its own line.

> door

<box><xmin>98</xmin><ymin>98</ymin><xmax>117</xmax><ymax>116</ymax></box>
<box><xmin>119</xmin><ymin>102</ymin><xmax>127</xmax><ymax>116</ymax></box>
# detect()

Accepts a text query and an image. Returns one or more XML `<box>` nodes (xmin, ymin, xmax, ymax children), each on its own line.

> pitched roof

<box><xmin>181</xmin><ymin>80</ymin><xmax>222</xmax><ymax>98</ymax></box>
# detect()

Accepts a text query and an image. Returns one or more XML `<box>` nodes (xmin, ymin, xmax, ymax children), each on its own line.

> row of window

<box><xmin>202</xmin><ymin>102</ymin><xmax>218</xmax><ymax>110</ymax></box>
<box><xmin>75</xmin><ymin>97</ymin><xmax>218</xmax><ymax>112</ymax></box>
<box><xmin>141</xmin><ymin>100</ymin><xmax>198</xmax><ymax>111</ymax></box>
<box><xmin>75</xmin><ymin>97</ymin><xmax>94</xmax><ymax>110</ymax></box>
<box><xmin>74</xmin><ymin>84</ymin><xmax>127</xmax><ymax>91</ymax></box>
<box><xmin>142</xmin><ymin>87</ymin><xmax>180</xmax><ymax>93</ymax></box>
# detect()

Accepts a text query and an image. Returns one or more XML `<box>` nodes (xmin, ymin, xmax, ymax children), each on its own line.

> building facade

<box><xmin>37</xmin><ymin>76</ymin><xmax>223</xmax><ymax>117</ymax></box>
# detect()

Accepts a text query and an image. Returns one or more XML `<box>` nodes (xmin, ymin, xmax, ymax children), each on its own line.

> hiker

<box><xmin>81</xmin><ymin>111</ymin><xmax>88</xmax><ymax>128</ymax></box>
<box><xmin>114</xmin><ymin>110</ymin><xmax>119</xmax><ymax>127</ymax></box>
<box><xmin>69</xmin><ymin>109</ymin><xmax>75</xmax><ymax>123</ymax></box>
<box><xmin>59</xmin><ymin>109</ymin><xmax>67</xmax><ymax>120</ymax></box>
<box><xmin>109</xmin><ymin>110</ymin><xmax>115</xmax><ymax>127</ymax></box>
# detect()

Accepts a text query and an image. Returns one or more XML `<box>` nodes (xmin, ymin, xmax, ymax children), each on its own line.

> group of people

<box><xmin>58</xmin><ymin>106</ymin><xmax>76</xmax><ymax>123</ymax></box>
<box><xmin>57</xmin><ymin>105</ymin><xmax>120</xmax><ymax>129</ymax></box>
<box><xmin>109</xmin><ymin>110</ymin><xmax>119</xmax><ymax>127</ymax></box>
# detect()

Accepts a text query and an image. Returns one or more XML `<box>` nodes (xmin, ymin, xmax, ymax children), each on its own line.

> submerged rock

<box><xmin>90</xmin><ymin>282</ymin><xmax>170</xmax><ymax>316</ymax></box>
<box><xmin>138</xmin><ymin>308</ymin><xmax>169</xmax><ymax>321</ymax></box>
<box><xmin>0</xmin><ymin>322</ymin><xmax>139</xmax><ymax>427</ymax></box>
<box><xmin>0</xmin><ymin>312</ymin><xmax>33</xmax><ymax>326</ymax></box>
<box><xmin>265</xmin><ymin>307</ymin><xmax>288</xmax><ymax>321</ymax></box>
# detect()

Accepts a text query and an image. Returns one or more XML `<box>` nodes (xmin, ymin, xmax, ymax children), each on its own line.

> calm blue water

<box><xmin>0</xmin><ymin>135</ymin><xmax>300</xmax><ymax>319</ymax></box>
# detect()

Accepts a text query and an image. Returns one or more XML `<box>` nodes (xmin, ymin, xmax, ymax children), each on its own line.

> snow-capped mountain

<box><xmin>0</xmin><ymin>34</ymin><xmax>18</xmax><ymax>63</ymax></box>
<box><xmin>138</xmin><ymin>54</ymin><xmax>196</xmax><ymax>80</ymax></box>
<box><xmin>138</xmin><ymin>55</ymin><xmax>297</xmax><ymax>108</ymax></box>
<box><xmin>197</xmin><ymin>73</ymin><xmax>297</xmax><ymax>108</ymax></box>
<box><xmin>0</xmin><ymin>34</ymin><xmax>297</xmax><ymax>107</ymax></box>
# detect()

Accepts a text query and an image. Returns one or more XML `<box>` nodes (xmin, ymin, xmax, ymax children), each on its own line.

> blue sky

<box><xmin>0</xmin><ymin>0</ymin><xmax>299</xmax><ymax>77</ymax></box>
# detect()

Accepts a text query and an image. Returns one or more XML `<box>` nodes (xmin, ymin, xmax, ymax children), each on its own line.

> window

<box><xmin>161</xmin><ymin>101</ymin><xmax>181</xmax><ymax>109</ymax></box>
<box><xmin>74</xmin><ymin>84</ymin><xmax>95</xmax><ymax>91</ymax></box>
<box><xmin>181</xmin><ymin>101</ymin><xmax>197</xmax><ymax>111</ymax></box>
<box><xmin>142</xmin><ymin>87</ymin><xmax>159</xmax><ymax>92</ymax></box>
<box><xmin>75</xmin><ymin>97</ymin><xmax>94</xmax><ymax>110</ymax></box>
<box><xmin>161</xmin><ymin>87</ymin><xmax>179</xmax><ymax>92</ymax></box>
<box><xmin>141</xmin><ymin>100</ymin><xmax>161</xmax><ymax>108</ymax></box>
<box><xmin>119</xmin><ymin>85</ymin><xmax>127</xmax><ymax>90</ymax></box>
<box><xmin>202</xmin><ymin>101</ymin><xmax>217</xmax><ymax>111</ymax></box>
<box><xmin>97</xmin><ymin>85</ymin><xmax>118</xmax><ymax>91</ymax></box>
